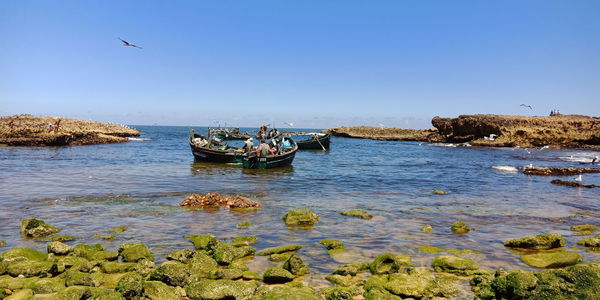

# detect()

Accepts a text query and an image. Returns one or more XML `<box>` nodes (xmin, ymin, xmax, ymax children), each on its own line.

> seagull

<box><xmin>285</xmin><ymin>122</ymin><xmax>294</xmax><ymax>127</ymax></box>
<box><xmin>118</xmin><ymin>38</ymin><xmax>142</xmax><ymax>49</ymax></box>
<box><xmin>574</xmin><ymin>175</ymin><xmax>582</xmax><ymax>182</ymax></box>
<box><xmin>540</xmin><ymin>145</ymin><xmax>550</xmax><ymax>150</ymax></box>
<box><xmin>520</xmin><ymin>104</ymin><xmax>533</xmax><ymax>110</ymax></box>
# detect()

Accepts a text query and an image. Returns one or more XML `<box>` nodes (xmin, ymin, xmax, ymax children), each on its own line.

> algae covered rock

<box><xmin>450</xmin><ymin>221</ymin><xmax>472</xmax><ymax>234</ymax></box>
<box><xmin>71</xmin><ymin>244</ymin><xmax>118</xmax><ymax>261</ymax></box>
<box><xmin>520</xmin><ymin>251</ymin><xmax>583</xmax><ymax>269</ymax></box>
<box><xmin>64</xmin><ymin>269</ymin><xmax>98</xmax><ymax>287</ymax></box>
<box><xmin>339</xmin><ymin>210</ymin><xmax>373</xmax><ymax>220</ymax></box>
<box><xmin>571</xmin><ymin>224</ymin><xmax>598</xmax><ymax>232</ymax></box>
<box><xmin>283</xmin><ymin>254</ymin><xmax>309</xmax><ymax>276</ymax></box>
<box><xmin>231</xmin><ymin>236</ymin><xmax>257</xmax><ymax>247</ymax></box>
<box><xmin>473</xmin><ymin>261</ymin><xmax>600</xmax><ymax>300</ymax></box>
<box><xmin>370</xmin><ymin>253</ymin><xmax>411</xmax><ymax>274</ymax></box>
<box><xmin>254</xmin><ymin>285</ymin><xmax>321</xmax><ymax>300</ymax></box>
<box><xmin>53</xmin><ymin>286</ymin><xmax>89</xmax><ymax>300</ymax></box>
<box><xmin>325</xmin><ymin>274</ymin><xmax>357</xmax><ymax>287</ymax></box>
<box><xmin>51</xmin><ymin>235</ymin><xmax>75</xmax><ymax>242</ymax></box>
<box><xmin>115</xmin><ymin>272</ymin><xmax>143</xmax><ymax>299</ymax></box>
<box><xmin>24</xmin><ymin>277</ymin><xmax>65</xmax><ymax>294</ymax></box>
<box><xmin>187</xmin><ymin>234</ymin><xmax>217</xmax><ymax>250</ymax></box>
<box><xmin>324</xmin><ymin>287</ymin><xmax>354</xmax><ymax>300</ymax></box>
<box><xmin>101</xmin><ymin>261</ymin><xmax>137</xmax><ymax>273</ymax></box>
<box><xmin>47</xmin><ymin>241</ymin><xmax>72</xmax><ymax>255</ymax></box>
<box><xmin>6</xmin><ymin>260</ymin><xmax>57</xmax><ymax>278</ymax></box>
<box><xmin>503</xmin><ymin>234</ymin><xmax>565</xmax><ymax>250</ymax></box>
<box><xmin>319</xmin><ymin>239</ymin><xmax>344</xmax><ymax>251</ymax></box>
<box><xmin>185</xmin><ymin>279</ymin><xmax>258</xmax><ymax>300</ymax></box>
<box><xmin>420</xmin><ymin>224</ymin><xmax>433</xmax><ymax>233</ymax></box>
<box><xmin>268</xmin><ymin>253</ymin><xmax>293</xmax><ymax>262</ymax></box>
<box><xmin>237</xmin><ymin>221</ymin><xmax>252</xmax><ymax>228</ymax></box>
<box><xmin>0</xmin><ymin>248</ymin><xmax>47</xmax><ymax>263</ymax></box>
<box><xmin>257</xmin><ymin>244</ymin><xmax>301</xmax><ymax>256</ymax></box>
<box><xmin>211</xmin><ymin>241</ymin><xmax>241</xmax><ymax>265</ymax></box>
<box><xmin>578</xmin><ymin>237</ymin><xmax>600</xmax><ymax>247</ymax></box>
<box><xmin>165</xmin><ymin>249</ymin><xmax>196</xmax><ymax>263</ymax></box>
<box><xmin>282</xmin><ymin>208</ymin><xmax>319</xmax><ymax>226</ymax></box>
<box><xmin>20</xmin><ymin>218</ymin><xmax>60</xmax><ymax>238</ymax></box>
<box><xmin>143</xmin><ymin>281</ymin><xmax>179</xmax><ymax>300</ymax></box>
<box><xmin>210</xmin><ymin>268</ymin><xmax>243</xmax><ymax>280</ymax></box>
<box><xmin>118</xmin><ymin>243</ymin><xmax>153</xmax><ymax>262</ymax></box>
<box><xmin>241</xmin><ymin>271</ymin><xmax>262</xmax><ymax>281</ymax></box>
<box><xmin>110</xmin><ymin>226</ymin><xmax>128</xmax><ymax>233</ymax></box>
<box><xmin>4</xmin><ymin>289</ymin><xmax>33</xmax><ymax>300</ymax></box>
<box><xmin>432</xmin><ymin>189</ymin><xmax>446</xmax><ymax>194</ymax></box>
<box><xmin>432</xmin><ymin>255</ymin><xmax>479</xmax><ymax>275</ymax></box>
<box><xmin>263</xmin><ymin>267</ymin><xmax>294</xmax><ymax>283</ymax></box>
<box><xmin>333</xmin><ymin>262</ymin><xmax>369</xmax><ymax>276</ymax></box>
<box><xmin>148</xmin><ymin>261</ymin><xmax>191</xmax><ymax>287</ymax></box>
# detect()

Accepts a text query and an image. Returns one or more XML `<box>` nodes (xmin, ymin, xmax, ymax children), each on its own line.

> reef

<box><xmin>324</xmin><ymin>126</ymin><xmax>444</xmax><ymax>142</ymax></box>
<box><xmin>0</xmin><ymin>114</ymin><xmax>140</xmax><ymax>146</ymax></box>
<box><xmin>550</xmin><ymin>179</ymin><xmax>599</xmax><ymax>188</ymax></box>
<box><xmin>503</xmin><ymin>234</ymin><xmax>565</xmax><ymax>250</ymax></box>
<box><xmin>523</xmin><ymin>167</ymin><xmax>600</xmax><ymax>176</ymax></box>
<box><xmin>180</xmin><ymin>193</ymin><xmax>260</xmax><ymax>209</ymax></box>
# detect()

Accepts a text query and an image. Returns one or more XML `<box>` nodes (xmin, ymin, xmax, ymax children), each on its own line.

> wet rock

<box><xmin>420</xmin><ymin>225</ymin><xmax>433</xmax><ymax>233</ymax></box>
<box><xmin>578</xmin><ymin>237</ymin><xmax>600</xmax><ymax>247</ymax></box>
<box><xmin>333</xmin><ymin>262</ymin><xmax>369</xmax><ymax>276</ymax></box>
<box><xmin>524</xmin><ymin>167</ymin><xmax>600</xmax><ymax>176</ymax></box>
<box><xmin>6</xmin><ymin>261</ymin><xmax>57</xmax><ymax>278</ymax></box>
<box><xmin>450</xmin><ymin>221</ymin><xmax>472</xmax><ymax>234</ymax></box>
<box><xmin>283</xmin><ymin>254</ymin><xmax>309</xmax><ymax>276</ymax></box>
<box><xmin>143</xmin><ymin>281</ymin><xmax>179</xmax><ymax>300</ymax></box>
<box><xmin>223</xmin><ymin>195</ymin><xmax>260</xmax><ymax>209</ymax></box>
<box><xmin>319</xmin><ymin>239</ymin><xmax>344</xmax><ymax>251</ymax></box>
<box><xmin>51</xmin><ymin>235</ymin><xmax>74</xmax><ymax>242</ymax></box>
<box><xmin>209</xmin><ymin>268</ymin><xmax>243</xmax><ymax>280</ymax></box>
<box><xmin>520</xmin><ymin>251</ymin><xmax>583</xmax><ymax>269</ymax></box>
<box><xmin>432</xmin><ymin>189</ymin><xmax>446</xmax><ymax>195</ymax></box>
<box><xmin>241</xmin><ymin>271</ymin><xmax>262</xmax><ymax>281</ymax></box>
<box><xmin>324</xmin><ymin>287</ymin><xmax>354</xmax><ymax>300</ymax></box>
<box><xmin>325</xmin><ymin>274</ymin><xmax>356</xmax><ymax>287</ymax></box>
<box><xmin>109</xmin><ymin>226</ymin><xmax>128</xmax><ymax>233</ymax></box>
<box><xmin>263</xmin><ymin>267</ymin><xmax>294</xmax><ymax>284</ymax></box>
<box><xmin>187</xmin><ymin>234</ymin><xmax>217</xmax><ymax>250</ymax></box>
<box><xmin>64</xmin><ymin>269</ymin><xmax>98</xmax><ymax>287</ymax></box>
<box><xmin>4</xmin><ymin>288</ymin><xmax>33</xmax><ymax>300</ymax></box>
<box><xmin>432</xmin><ymin>255</ymin><xmax>479</xmax><ymax>275</ymax></box>
<box><xmin>20</xmin><ymin>219</ymin><xmax>60</xmax><ymax>238</ymax></box>
<box><xmin>503</xmin><ymin>234</ymin><xmax>565</xmax><ymax>250</ymax></box>
<box><xmin>231</xmin><ymin>236</ymin><xmax>257</xmax><ymax>247</ymax></box>
<box><xmin>101</xmin><ymin>262</ymin><xmax>137</xmax><ymax>274</ymax></box>
<box><xmin>370</xmin><ymin>253</ymin><xmax>411</xmax><ymax>274</ymax></box>
<box><xmin>339</xmin><ymin>210</ymin><xmax>373</xmax><ymax>220</ymax></box>
<box><xmin>118</xmin><ymin>243</ymin><xmax>153</xmax><ymax>263</ymax></box>
<box><xmin>180</xmin><ymin>193</ymin><xmax>225</xmax><ymax>207</ymax></box>
<box><xmin>473</xmin><ymin>261</ymin><xmax>600</xmax><ymax>299</ymax></box>
<box><xmin>115</xmin><ymin>273</ymin><xmax>143</xmax><ymax>299</ymax></box>
<box><xmin>47</xmin><ymin>241</ymin><xmax>72</xmax><ymax>255</ymax></box>
<box><xmin>551</xmin><ymin>179</ymin><xmax>599</xmax><ymax>188</ymax></box>
<box><xmin>257</xmin><ymin>245</ymin><xmax>301</xmax><ymax>256</ymax></box>
<box><xmin>148</xmin><ymin>261</ymin><xmax>191</xmax><ymax>287</ymax></box>
<box><xmin>282</xmin><ymin>209</ymin><xmax>319</xmax><ymax>226</ymax></box>
<box><xmin>571</xmin><ymin>224</ymin><xmax>599</xmax><ymax>232</ymax></box>
<box><xmin>237</xmin><ymin>221</ymin><xmax>252</xmax><ymax>228</ymax></box>
<box><xmin>1</xmin><ymin>248</ymin><xmax>47</xmax><ymax>263</ymax></box>
<box><xmin>165</xmin><ymin>249</ymin><xmax>196</xmax><ymax>263</ymax></box>
<box><xmin>185</xmin><ymin>279</ymin><xmax>258</xmax><ymax>300</ymax></box>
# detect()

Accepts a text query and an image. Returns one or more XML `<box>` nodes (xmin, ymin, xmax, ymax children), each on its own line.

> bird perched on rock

<box><xmin>574</xmin><ymin>175</ymin><xmax>583</xmax><ymax>182</ymax></box>
<box><xmin>520</xmin><ymin>104</ymin><xmax>533</xmax><ymax>109</ymax></box>
<box><xmin>118</xmin><ymin>38</ymin><xmax>142</xmax><ymax>49</ymax></box>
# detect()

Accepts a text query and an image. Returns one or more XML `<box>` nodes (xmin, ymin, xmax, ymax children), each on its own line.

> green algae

<box><xmin>185</xmin><ymin>279</ymin><xmax>258</xmax><ymax>300</ymax></box>
<box><xmin>504</xmin><ymin>234</ymin><xmax>565</xmax><ymax>250</ymax></box>
<box><xmin>282</xmin><ymin>208</ymin><xmax>319</xmax><ymax>226</ymax></box>
<box><xmin>283</xmin><ymin>254</ymin><xmax>309</xmax><ymax>276</ymax></box>
<box><xmin>319</xmin><ymin>239</ymin><xmax>344</xmax><ymax>251</ymax></box>
<box><xmin>118</xmin><ymin>243</ymin><xmax>153</xmax><ymax>263</ymax></box>
<box><xmin>520</xmin><ymin>251</ymin><xmax>583</xmax><ymax>269</ymax></box>
<box><xmin>324</xmin><ymin>287</ymin><xmax>354</xmax><ymax>300</ymax></box>
<box><xmin>333</xmin><ymin>262</ymin><xmax>369</xmax><ymax>276</ymax></box>
<box><xmin>109</xmin><ymin>226</ymin><xmax>128</xmax><ymax>233</ymax></box>
<box><xmin>20</xmin><ymin>218</ymin><xmax>60</xmax><ymax>238</ymax></box>
<box><xmin>100</xmin><ymin>261</ymin><xmax>137</xmax><ymax>274</ymax></box>
<box><xmin>268</xmin><ymin>253</ymin><xmax>293</xmax><ymax>262</ymax></box>
<box><xmin>417</xmin><ymin>245</ymin><xmax>478</xmax><ymax>255</ymax></box>
<box><xmin>420</xmin><ymin>224</ymin><xmax>433</xmax><ymax>233</ymax></box>
<box><xmin>432</xmin><ymin>189</ymin><xmax>447</xmax><ymax>194</ymax></box>
<box><xmin>339</xmin><ymin>210</ymin><xmax>373</xmax><ymax>220</ymax></box>
<box><xmin>102</xmin><ymin>234</ymin><xmax>117</xmax><ymax>241</ymax></box>
<box><xmin>47</xmin><ymin>241</ymin><xmax>72</xmax><ymax>255</ymax></box>
<box><xmin>1</xmin><ymin>248</ymin><xmax>47</xmax><ymax>262</ymax></box>
<box><xmin>450</xmin><ymin>221</ymin><xmax>472</xmax><ymax>234</ymax></box>
<box><xmin>257</xmin><ymin>245</ymin><xmax>301</xmax><ymax>256</ymax></box>
<box><xmin>186</xmin><ymin>234</ymin><xmax>217</xmax><ymax>250</ymax></box>
<box><xmin>578</xmin><ymin>237</ymin><xmax>600</xmax><ymax>248</ymax></box>
<box><xmin>51</xmin><ymin>235</ymin><xmax>74</xmax><ymax>242</ymax></box>
<box><xmin>370</xmin><ymin>253</ymin><xmax>411</xmax><ymax>275</ymax></box>
<box><xmin>432</xmin><ymin>255</ymin><xmax>479</xmax><ymax>275</ymax></box>
<box><xmin>571</xmin><ymin>224</ymin><xmax>599</xmax><ymax>232</ymax></box>
<box><xmin>263</xmin><ymin>267</ymin><xmax>294</xmax><ymax>284</ymax></box>
<box><xmin>242</xmin><ymin>271</ymin><xmax>262</xmax><ymax>281</ymax></box>
<box><xmin>237</xmin><ymin>221</ymin><xmax>252</xmax><ymax>228</ymax></box>
<box><xmin>143</xmin><ymin>281</ymin><xmax>180</xmax><ymax>300</ymax></box>
<box><xmin>231</xmin><ymin>236</ymin><xmax>257</xmax><ymax>247</ymax></box>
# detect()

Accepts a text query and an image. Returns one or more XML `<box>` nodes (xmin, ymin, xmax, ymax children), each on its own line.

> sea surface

<box><xmin>1</xmin><ymin>125</ymin><xmax>600</xmax><ymax>293</ymax></box>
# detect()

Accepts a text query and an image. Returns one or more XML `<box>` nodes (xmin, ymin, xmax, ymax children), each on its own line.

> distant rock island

<box><xmin>0</xmin><ymin>115</ymin><xmax>140</xmax><ymax>146</ymax></box>
<box><xmin>327</xmin><ymin>114</ymin><xmax>600</xmax><ymax>149</ymax></box>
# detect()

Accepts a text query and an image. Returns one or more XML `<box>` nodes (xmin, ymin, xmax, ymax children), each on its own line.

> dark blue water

<box><xmin>1</xmin><ymin>125</ymin><xmax>599</xmax><ymax>286</ymax></box>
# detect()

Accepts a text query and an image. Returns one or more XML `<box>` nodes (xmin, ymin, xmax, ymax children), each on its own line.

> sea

<box><xmin>1</xmin><ymin>125</ymin><xmax>600</xmax><ymax>293</ymax></box>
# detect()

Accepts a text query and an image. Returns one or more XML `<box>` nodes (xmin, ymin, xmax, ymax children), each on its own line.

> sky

<box><xmin>1</xmin><ymin>1</ymin><xmax>599</xmax><ymax>129</ymax></box>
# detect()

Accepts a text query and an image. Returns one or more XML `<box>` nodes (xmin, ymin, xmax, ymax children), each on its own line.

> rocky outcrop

<box><xmin>324</xmin><ymin>126</ymin><xmax>444</xmax><ymax>142</ymax></box>
<box><xmin>0</xmin><ymin>115</ymin><xmax>140</xmax><ymax>146</ymax></box>
<box><xmin>523</xmin><ymin>167</ymin><xmax>600</xmax><ymax>176</ymax></box>
<box><xmin>432</xmin><ymin>114</ymin><xmax>600</xmax><ymax>148</ymax></box>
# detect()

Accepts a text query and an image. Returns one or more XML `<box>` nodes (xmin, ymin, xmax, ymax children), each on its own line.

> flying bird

<box><xmin>118</xmin><ymin>38</ymin><xmax>142</xmax><ymax>49</ymax></box>
<box><xmin>520</xmin><ymin>104</ymin><xmax>532</xmax><ymax>110</ymax></box>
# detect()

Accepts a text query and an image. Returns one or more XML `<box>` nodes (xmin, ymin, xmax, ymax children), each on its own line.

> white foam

<box><xmin>127</xmin><ymin>137</ymin><xmax>152</xmax><ymax>141</ymax></box>
<box><xmin>492</xmin><ymin>166</ymin><xmax>519</xmax><ymax>173</ymax></box>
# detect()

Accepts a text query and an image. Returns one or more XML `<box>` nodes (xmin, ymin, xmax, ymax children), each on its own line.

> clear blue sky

<box><xmin>1</xmin><ymin>1</ymin><xmax>599</xmax><ymax>128</ymax></box>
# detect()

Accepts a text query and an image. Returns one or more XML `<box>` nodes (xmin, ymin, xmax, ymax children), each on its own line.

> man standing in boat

<box><xmin>243</xmin><ymin>138</ymin><xmax>254</xmax><ymax>153</ymax></box>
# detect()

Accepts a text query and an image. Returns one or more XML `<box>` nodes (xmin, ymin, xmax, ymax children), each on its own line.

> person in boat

<box><xmin>243</xmin><ymin>138</ymin><xmax>254</xmax><ymax>153</ymax></box>
<box><xmin>269</xmin><ymin>139</ymin><xmax>280</xmax><ymax>155</ymax></box>
<box><xmin>193</xmin><ymin>135</ymin><xmax>208</xmax><ymax>147</ymax></box>
<box><xmin>257</xmin><ymin>139</ymin><xmax>270</xmax><ymax>157</ymax></box>
<box><xmin>211</xmin><ymin>136</ymin><xmax>222</xmax><ymax>147</ymax></box>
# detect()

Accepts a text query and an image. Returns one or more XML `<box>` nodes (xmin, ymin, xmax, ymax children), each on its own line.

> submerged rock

<box><xmin>223</xmin><ymin>195</ymin><xmax>260</xmax><ymax>209</ymax></box>
<box><xmin>571</xmin><ymin>224</ymin><xmax>599</xmax><ymax>232</ymax></box>
<box><xmin>319</xmin><ymin>239</ymin><xmax>344</xmax><ymax>251</ymax></box>
<box><xmin>110</xmin><ymin>226</ymin><xmax>128</xmax><ymax>233</ymax></box>
<box><xmin>237</xmin><ymin>221</ymin><xmax>252</xmax><ymax>228</ymax></box>
<box><xmin>257</xmin><ymin>245</ymin><xmax>302</xmax><ymax>256</ymax></box>
<box><xmin>420</xmin><ymin>225</ymin><xmax>433</xmax><ymax>233</ymax></box>
<box><xmin>20</xmin><ymin>218</ymin><xmax>60</xmax><ymax>238</ymax></box>
<box><xmin>268</xmin><ymin>253</ymin><xmax>293</xmax><ymax>262</ymax></box>
<box><xmin>551</xmin><ymin>179</ymin><xmax>599</xmax><ymax>188</ymax></box>
<box><xmin>282</xmin><ymin>209</ymin><xmax>319</xmax><ymax>226</ymax></box>
<box><xmin>231</xmin><ymin>236</ymin><xmax>258</xmax><ymax>247</ymax></box>
<box><xmin>241</xmin><ymin>271</ymin><xmax>262</xmax><ymax>281</ymax></box>
<box><xmin>333</xmin><ymin>262</ymin><xmax>369</xmax><ymax>276</ymax></box>
<box><xmin>520</xmin><ymin>252</ymin><xmax>583</xmax><ymax>269</ymax></box>
<box><xmin>185</xmin><ymin>279</ymin><xmax>258</xmax><ymax>300</ymax></box>
<box><xmin>283</xmin><ymin>254</ymin><xmax>309</xmax><ymax>276</ymax></box>
<box><xmin>578</xmin><ymin>237</ymin><xmax>600</xmax><ymax>247</ymax></box>
<box><xmin>47</xmin><ymin>241</ymin><xmax>72</xmax><ymax>255</ymax></box>
<box><xmin>0</xmin><ymin>241</ymin><xmax>6</xmax><ymax>247</ymax></box>
<box><xmin>180</xmin><ymin>193</ymin><xmax>225</xmax><ymax>207</ymax></box>
<box><xmin>263</xmin><ymin>267</ymin><xmax>294</xmax><ymax>284</ymax></box>
<box><xmin>450</xmin><ymin>221</ymin><xmax>472</xmax><ymax>234</ymax></box>
<box><xmin>51</xmin><ymin>235</ymin><xmax>75</xmax><ymax>242</ymax></box>
<box><xmin>432</xmin><ymin>255</ymin><xmax>479</xmax><ymax>275</ymax></box>
<box><xmin>432</xmin><ymin>189</ymin><xmax>446</xmax><ymax>195</ymax></box>
<box><xmin>417</xmin><ymin>245</ymin><xmax>477</xmax><ymax>255</ymax></box>
<box><xmin>118</xmin><ymin>243</ymin><xmax>153</xmax><ymax>262</ymax></box>
<box><xmin>325</xmin><ymin>274</ymin><xmax>357</xmax><ymax>287</ymax></box>
<box><xmin>370</xmin><ymin>253</ymin><xmax>411</xmax><ymax>274</ymax></box>
<box><xmin>503</xmin><ymin>234</ymin><xmax>565</xmax><ymax>250</ymax></box>
<box><xmin>472</xmin><ymin>261</ymin><xmax>600</xmax><ymax>299</ymax></box>
<box><xmin>339</xmin><ymin>210</ymin><xmax>373</xmax><ymax>220</ymax></box>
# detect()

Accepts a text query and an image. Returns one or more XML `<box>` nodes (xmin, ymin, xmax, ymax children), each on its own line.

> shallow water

<box><xmin>1</xmin><ymin>126</ymin><xmax>600</xmax><ymax>291</ymax></box>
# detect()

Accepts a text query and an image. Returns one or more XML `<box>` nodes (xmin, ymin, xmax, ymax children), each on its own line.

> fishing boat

<box><xmin>296</xmin><ymin>133</ymin><xmax>331</xmax><ymax>150</ymax></box>
<box><xmin>212</xmin><ymin>128</ymin><xmax>250</xmax><ymax>140</ymax></box>
<box><xmin>242</xmin><ymin>136</ymin><xmax>298</xmax><ymax>169</ymax></box>
<box><xmin>189</xmin><ymin>130</ymin><xmax>244</xmax><ymax>163</ymax></box>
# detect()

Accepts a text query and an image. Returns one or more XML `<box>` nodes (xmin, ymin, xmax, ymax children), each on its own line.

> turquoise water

<box><xmin>1</xmin><ymin>125</ymin><xmax>600</xmax><ymax>286</ymax></box>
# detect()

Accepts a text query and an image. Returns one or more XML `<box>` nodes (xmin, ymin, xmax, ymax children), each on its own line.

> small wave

<box><xmin>128</xmin><ymin>137</ymin><xmax>152</xmax><ymax>141</ymax></box>
<box><xmin>431</xmin><ymin>143</ymin><xmax>471</xmax><ymax>148</ymax></box>
<box><xmin>492</xmin><ymin>166</ymin><xmax>519</xmax><ymax>173</ymax></box>
<box><xmin>558</xmin><ymin>156</ymin><xmax>593</xmax><ymax>163</ymax></box>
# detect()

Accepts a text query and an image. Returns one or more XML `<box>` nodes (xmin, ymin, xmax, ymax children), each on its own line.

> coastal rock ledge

<box><xmin>0</xmin><ymin>115</ymin><xmax>140</xmax><ymax>146</ymax></box>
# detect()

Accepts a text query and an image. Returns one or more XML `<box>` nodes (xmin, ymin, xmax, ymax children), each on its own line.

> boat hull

<box><xmin>297</xmin><ymin>134</ymin><xmax>331</xmax><ymax>150</ymax></box>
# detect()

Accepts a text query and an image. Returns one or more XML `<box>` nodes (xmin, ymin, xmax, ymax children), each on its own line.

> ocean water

<box><xmin>1</xmin><ymin>125</ymin><xmax>600</xmax><ymax>290</ymax></box>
